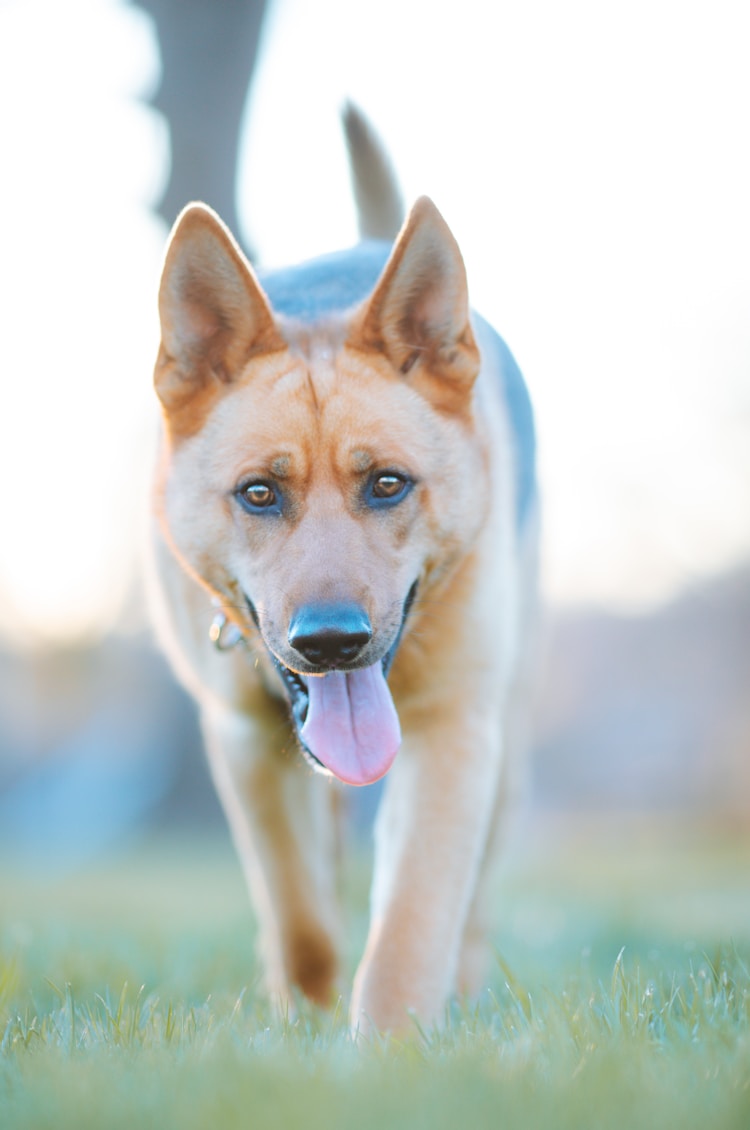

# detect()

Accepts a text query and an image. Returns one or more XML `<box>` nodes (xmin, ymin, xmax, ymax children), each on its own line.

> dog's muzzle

<box><xmin>240</xmin><ymin>583</ymin><xmax>418</xmax><ymax>772</ymax></box>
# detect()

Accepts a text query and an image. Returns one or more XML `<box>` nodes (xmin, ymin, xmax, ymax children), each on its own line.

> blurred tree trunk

<box><xmin>136</xmin><ymin>0</ymin><xmax>269</xmax><ymax>255</ymax></box>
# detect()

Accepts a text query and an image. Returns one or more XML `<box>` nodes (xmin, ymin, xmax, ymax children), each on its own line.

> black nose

<box><xmin>288</xmin><ymin>602</ymin><xmax>373</xmax><ymax>668</ymax></box>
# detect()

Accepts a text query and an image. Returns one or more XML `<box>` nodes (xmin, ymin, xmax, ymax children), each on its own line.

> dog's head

<box><xmin>153</xmin><ymin>198</ymin><xmax>489</xmax><ymax>785</ymax></box>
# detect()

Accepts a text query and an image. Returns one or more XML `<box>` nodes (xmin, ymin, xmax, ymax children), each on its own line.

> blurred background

<box><xmin>0</xmin><ymin>0</ymin><xmax>749</xmax><ymax>871</ymax></box>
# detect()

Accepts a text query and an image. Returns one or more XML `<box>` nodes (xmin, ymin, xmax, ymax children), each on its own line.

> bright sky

<box><xmin>1</xmin><ymin>0</ymin><xmax>749</xmax><ymax>645</ymax></box>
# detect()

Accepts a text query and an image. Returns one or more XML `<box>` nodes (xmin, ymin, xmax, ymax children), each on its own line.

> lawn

<box><xmin>1</xmin><ymin>815</ymin><xmax>749</xmax><ymax>1129</ymax></box>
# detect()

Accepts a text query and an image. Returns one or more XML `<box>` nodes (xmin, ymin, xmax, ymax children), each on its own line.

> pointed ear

<box><xmin>154</xmin><ymin>204</ymin><xmax>286</xmax><ymax>412</ymax></box>
<box><xmin>351</xmin><ymin>197</ymin><xmax>480</xmax><ymax>401</ymax></box>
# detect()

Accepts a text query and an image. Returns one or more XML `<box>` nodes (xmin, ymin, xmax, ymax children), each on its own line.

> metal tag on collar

<box><xmin>209</xmin><ymin>609</ymin><xmax>244</xmax><ymax>651</ymax></box>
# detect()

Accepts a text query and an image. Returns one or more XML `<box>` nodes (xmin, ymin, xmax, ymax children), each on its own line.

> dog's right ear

<box><xmin>154</xmin><ymin>204</ymin><xmax>286</xmax><ymax>415</ymax></box>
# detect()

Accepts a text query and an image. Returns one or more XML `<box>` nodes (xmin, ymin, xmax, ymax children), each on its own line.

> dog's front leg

<box><xmin>202</xmin><ymin>704</ymin><xmax>340</xmax><ymax>1009</ymax></box>
<box><xmin>350</xmin><ymin>709</ymin><xmax>503</xmax><ymax>1036</ymax></box>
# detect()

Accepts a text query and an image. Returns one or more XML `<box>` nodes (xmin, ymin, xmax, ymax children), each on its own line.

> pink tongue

<box><xmin>300</xmin><ymin>662</ymin><xmax>401</xmax><ymax>786</ymax></box>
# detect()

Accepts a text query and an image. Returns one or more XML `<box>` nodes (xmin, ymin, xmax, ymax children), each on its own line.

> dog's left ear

<box><xmin>351</xmin><ymin>197</ymin><xmax>480</xmax><ymax>405</ymax></box>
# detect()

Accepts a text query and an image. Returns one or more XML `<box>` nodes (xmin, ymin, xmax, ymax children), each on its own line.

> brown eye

<box><xmin>373</xmin><ymin>474</ymin><xmax>405</xmax><ymax>498</ymax></box>
<box><xmin>368</xmin><ymin>472</ymin><xmax>412</xmax><ymax>507</ymax></box>
<box><xmin>237</xmin><ymin>481</ymin><xmax>279</xmax><ymax>513</ymax></box>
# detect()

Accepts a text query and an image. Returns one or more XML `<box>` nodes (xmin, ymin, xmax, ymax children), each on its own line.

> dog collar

<box><xmin>209</xmin><ymin>607</ymin><xmax>245</xmax><ymax>651</ymax></box>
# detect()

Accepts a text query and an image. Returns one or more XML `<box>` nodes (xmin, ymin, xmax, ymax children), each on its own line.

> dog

<box><xmin>149</xmin><ymin>106</ymin><xmax>537</xmax><ymax>1036</ymax></box>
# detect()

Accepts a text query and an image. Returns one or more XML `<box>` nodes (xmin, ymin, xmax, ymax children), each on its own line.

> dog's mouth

<box><xmin>249</xmin><ymin>583</ymin><xmax>417</xmax><ymax>787</ymax></box>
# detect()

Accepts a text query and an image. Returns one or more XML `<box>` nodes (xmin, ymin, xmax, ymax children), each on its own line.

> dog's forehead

<box><xmin>187</xmin><ymin>347</ymin><xmax>446</xmax><ymax>481</ymax></box>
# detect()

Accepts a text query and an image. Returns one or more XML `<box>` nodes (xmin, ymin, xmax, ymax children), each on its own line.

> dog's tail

<box><xmin>342</xmin><ymin>102</ymin><xmax>404</xmax><ymax>241</ymax></box>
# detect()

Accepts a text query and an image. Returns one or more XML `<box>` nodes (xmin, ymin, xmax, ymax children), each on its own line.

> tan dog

<box><xmin>149</xmin><ymin>109</ymin><xmax>537</xmax><ymax>1036</ymax></box>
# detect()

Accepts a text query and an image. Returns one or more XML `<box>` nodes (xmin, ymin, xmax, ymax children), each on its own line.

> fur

<box><xmin>148</xmin><ymin>108</ymin><xmax>538</xmax><ymax>1036</ymax></box>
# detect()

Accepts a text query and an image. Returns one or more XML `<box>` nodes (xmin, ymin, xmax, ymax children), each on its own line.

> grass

<box><xmin>1</xmin><ymin>816</ymin><xmax>749</xmax><ymax>1129</ymax></box>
